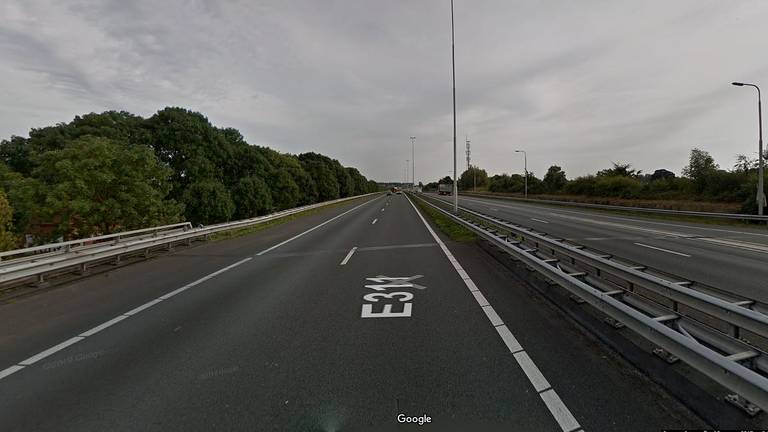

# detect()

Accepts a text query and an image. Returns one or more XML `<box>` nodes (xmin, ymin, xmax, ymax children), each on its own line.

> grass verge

<box><xmin>209</xmin><ymin>196</ymin><xmax>374</xmax><ymax>242</ymax></box>
<box><xmin>413</xmin><ymin>196</ymin><xmax>477</xmax><ymax>242</ymax></box>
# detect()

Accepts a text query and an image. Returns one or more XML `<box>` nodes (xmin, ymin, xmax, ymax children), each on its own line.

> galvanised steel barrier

<box><xmin>415</xmin><ymin>193</ymin><xmax>768</xmax><ymax>415</ymax></box>
<box><xmin>0</xmin><ymin>193</ymin><xmax>380</xmax><ymax>287</ymax></box>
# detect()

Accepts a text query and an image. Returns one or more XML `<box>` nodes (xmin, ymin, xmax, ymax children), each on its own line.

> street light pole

<box><xmin>732</xmin><ymin>82</ymin><xmax>765</xmax><ymax>215</ymax></box>
<box><xmin>405</xmin><ymin>160</ymin><xmax>409</xmax><ymax>187</ymax></box>
<box><xmin>450</xmin><ymin>0</ymin><xmax>458</xmax><ymax>212</ymax></box>
<box><xmin>515</xmin><ymin>149</ymin><xmax>527</xmax><ymax>198</ymax></box>
<box><xmin>410</xmin><ymin>136</ymin><xmax>416</xmax><ymax>190</ymax></box>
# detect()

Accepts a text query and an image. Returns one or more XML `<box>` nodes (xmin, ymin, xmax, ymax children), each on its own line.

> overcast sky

<box><xmin>2</xmin><ymin>1</ymin><xmax>768</xmax><ymax>183</ymax></box>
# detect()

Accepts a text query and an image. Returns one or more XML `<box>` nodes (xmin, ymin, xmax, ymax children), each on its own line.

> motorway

<box><xmin>0</xmin><ymin>193</ymin><xmax>705</xmax><ymax>431</ymax></box>
<box><xmin>430</xmin><ymin>193</ymin><xmax>768</xmax><ymax>303</ymax></box>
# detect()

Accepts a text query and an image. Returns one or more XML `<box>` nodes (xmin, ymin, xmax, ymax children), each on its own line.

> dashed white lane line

<box><xmin>372</xmin><ymin>218</ymin><xmax>378</xmax><ymax>225</ymax></box>
<box><xmin>531</xmin><ymin>218</ymin><xmax>549</xmax><ymax>224</ymax></box>
<box><xmin>340</xmin><ymin>247</ymin><xmax>358</xmax><ymax>265</ymax></box>
<box><xmin>381</xmin><ymin>208</ymin><xmax>385</xmax><ymax>212</ymax></box>
<box><xmin>633</xmin><ymin>242</ymin><xmax>691</xmax><ymax>257</ymax></box>
<box><xmin>0</xmin><ymin>197</ymin><xmax>382</xmax><ymax>382</ymax></box>
<box><xmin>257</xmin><ymin>197</ymin><xmax>379</xmax><ymax>256</ymax></box>
<box><xmin>405</xmin><ymin>194</ymin><xmax>582</xmax><ymax>432</ymax></box>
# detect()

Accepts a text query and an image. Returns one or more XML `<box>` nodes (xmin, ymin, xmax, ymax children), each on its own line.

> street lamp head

<box><xmin>514</xmin><ymin>150</ymin><xmax>522</xmax><ymax>153</ymax></box>
<box><xmin>732</xmin><ymin>82</ymin><xmax>745</xmax><ymax>86</ymax></box>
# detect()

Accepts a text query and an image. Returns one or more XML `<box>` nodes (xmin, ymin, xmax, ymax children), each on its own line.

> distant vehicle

<box><xmin>438</xmin><ymin>184</ymin><xmax>453</xmax><ymax>195</ymax></box>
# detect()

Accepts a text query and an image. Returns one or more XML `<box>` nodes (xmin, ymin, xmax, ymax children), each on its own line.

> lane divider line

<box><xmin>531</xmin><ymin>218</ymin><xmax>550</xmax><ymax>224</ymax></box>
<box><xmin>633</xmin><ymin>242</ymin><xmax>691</xmax><ymax>257</ymax></box>
<box><xmin>257</xmin><ymin>196</ymin><xmax>380</xmax><ymax>256</ymax></box>
<box><xmin>405</xmin><ymin>194</ymin><xmax>582</xmax><ymax>432</ymax></box>
<box><xmin>340</xmin><ymin>247</ymin><xmax>358</xmax><ymax>266</ymax></box>
<box><xmin>0</xmin><ymin>197</ymin><xmax>384</xmax><ymax>381</ymax></box>
<box><xmin>0</xmin><ymin>255</ymin><xmax>254</xmax><ymax>381</ymax></box>
<box><xmin>372</xmin><ymin>218</ymin><xmax>378</xmax><ymax>225</ymax></box>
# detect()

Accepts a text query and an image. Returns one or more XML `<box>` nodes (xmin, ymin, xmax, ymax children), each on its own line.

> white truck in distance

<box><xmin>438</xmin><ymin>184</ymin><xmax>453</xmax><ymax>195</ymax></box>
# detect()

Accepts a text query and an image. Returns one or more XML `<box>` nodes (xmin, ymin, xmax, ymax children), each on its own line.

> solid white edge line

<box><xmin>79</xmin><ymin>315</ymin><xmax>130</xmax><ymax>337</ymax></box>
<box><xmin>2</xmin><ymin>254</ymin><xmax>258</xmax><ymax>380</ymax></box>
<box><xmin>123</xmin><ymin>298</ymin><xmax>164</xmax><ymax>316</ymax></box>
<box><xmin>0</xmin><ymin>365</ymin><xmax>24</xmax><ymax>380</ymax></box>
<box><xmin>405</xmin><ymin>194</ymin><xmax>582</xmax><ymax>432</ymax></box>
<box><xmin>496</xmin><ymin>325</ymin><xmax>523</xmax><ymax>354</ymax></box>
<box><xmin>540</xmin><ymin>389</ymin><xmax>582</xmax><ymax>432</ymax></box>
<box><xmin>481</xmin><ymin>305</ymin><xmax>504</xmax><ymax>327</ymax></box>
<box><xmin>514</xmin><ymin>351</ymin><xmax>551</xmax><ymax>392</ymax></box>
<box><xmin>633</xmin><ymin>242</ymin><xmax>691</xmax><ymax>257</ymax></box>
<box><xmin>340</xmin><ymin>247</ymin><xmax>358</xmax><ymax>265</ymax></box>
<box><xmin>19</xmin><ymin>336</ymin><xmax>85</xmax><ymax>366</ymax></box>
<box><xmin>472</xmin><ymin>291</ymin><xmax>490</xmax><ymax>307</ymax></box>
<box><xmin>257</xmin><ymin>196</ymin><xmax>379</xmax><ymax>256</ymax></box>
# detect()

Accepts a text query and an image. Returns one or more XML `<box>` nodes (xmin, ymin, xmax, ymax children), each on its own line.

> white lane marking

<box><xmin>19</xmin><ymin>336</ymin><xmax>85</xmax><ymax>366</ymax></box>
<box><xmin>472</xmin><ymin>291</ymin><xmax>490</xmax><ymax>307</ymax></box>
<box><xmin>540</xmin><ymin>389</ymin><xmax>582</xmax><ymax>432</ymax></box>
<box><xmin>405</xmin><ymin>194</ymin><xmax>581</xmax><ymax>432</ymax></box>
<box><xmin>698</xmin><ymin>237</ymin><xmax>768</xmax><ymax>254</ymax></box>
<box><xmin>496</xmin><ymin>325</ymin><xmax>523</xmax><ymax>354</ymax></box>
<box><xmin>381</xmin><ymin>208</ymin><xmax>385</xmax><ymax>212</ymax></box>
<box><xmin>79</xmin><ymin>315</ymin><xmax>129</xmax><ymax>337</ymax></box>
<box><xmin>633</xmin><ymin>242</ymin><xmax>691</xmax><ymax>257</ymax></box>
<box><xmin>257</xmin><ymin>197</ymin><xmax>379</xmax><ymax>256</ymax></box>
<box><xmin>340</xmin><ymin>247</ymin><xmax>358</xmax><ymax>265</ymax></box>
<box><xmin>0</xmin><ymin>365</ymin><xmax>24</xmax><ymax>380</ymax></box>
<box><xmin>459</xmin><ymin>194</ymin><xmax>768</xmax><ymax>239</ymax></box>
<box><xmin>531</xmin><ymin>218</ymin><xmax>549</xmax><ymax>224</ymax></box>
<box><xmin>0</xmin><ymin>256</ymin><xmax>254</xmax><ymax>381</ymax></box>
<box><xmin>482</xmin><ymin>305</ymin><xmax>504</xmax><ymax>327</ymax></box>
<box><xmin>123</xmin><ymin>298</ymin><xmax>164</xmax><ymax>316</ymax></box>
<box><xmin>372</xmin><ymin>218</ymin><xmax>378</xmax><ymax>225</ymax></box>
<box><xmin>514</xmin><ymin>351</ymin><xmax>551</xmax><ymax>392</ymax></box>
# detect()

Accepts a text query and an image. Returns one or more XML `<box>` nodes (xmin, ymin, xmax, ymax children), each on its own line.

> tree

<box><xmin>458</xmin><ymin>166</ymin><xmax>488</xmax><ymax>191</ymax></box>
<box><xmin>33</xmin><ymin>136</ymin><xmax>182</xmax><ymax>238</ymax></box>
<box><xmin>0</xmin><ymin>190</ymin><xmax>18</xmax><ymax>251</ymax></box>
<box><xmin>597</xmin><ymin>162</ymin><xmax>639</xmax><ymax>178</ymax></box>
<box><xmin>542</xmin><ymin>165</ymin><xmax>567</xmax><ymax>193</ymax></box>
<box><xmin>682</xmin><ymin>148</ymin><xmax>719</xmax><ymax>193</ymax></box>
<box><xmin>650</xmin><ymin>169</ymin><xmax>675</xmax><ymax>181</ymax></box>
<box><xmin>232</xmin><ymin>176</ymin><xmax>273</xmax><ymax>218</ymax></box>
<box><xmin>182</xmin><ymin>180</ymin><xmax>235</xmax><ymax>225</ymax></box>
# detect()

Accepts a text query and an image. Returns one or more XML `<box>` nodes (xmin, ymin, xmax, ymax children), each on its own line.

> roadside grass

<box><xmin>413</xmin><ymin>196</ymin><xmax>477</xmax><ymax>242</ymax></box>
<box><xmin>209</xmin><ymin>195</ymin><xmax>375</xmax><ymax>242</ymax></box>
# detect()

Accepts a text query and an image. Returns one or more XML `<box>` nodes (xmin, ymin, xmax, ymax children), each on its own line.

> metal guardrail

<box><xmin>461</xmin><ymin>192</ymin><xmax>768</xmax><ymax>222</ymax></box>
<box><xmin>415</xmin><ymin>193</ymin><xmax>768</xmax><ymax>414</ymax></box>
<box><xmin>0</xmin><ymin>193</ymin><xmax>379</xmax><ymax>288</ymax></box>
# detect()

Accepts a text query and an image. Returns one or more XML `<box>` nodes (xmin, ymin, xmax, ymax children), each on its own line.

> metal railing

<box><xmin>461</xmin><ymin>192</ymin><xmax>768</xmax><ymax>222</ymax></box>
<box><xmin>415</xmin><ymin>193</ymin><xmax>768</xmax><ymax>414</ymax></box>
<box><xmin>0</xmin><ymin>193</ymin><xmax>379</xmax><ymax>288</ymax></box>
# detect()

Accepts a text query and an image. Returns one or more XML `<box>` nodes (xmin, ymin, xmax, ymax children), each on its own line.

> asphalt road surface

<box><xmin>429</xmin><ymin>192</ymin><xmax>768</xmax><ymax>303</ymax></box>
<box><xmin>0</xmin><ymin>193</ymin><xmax>705</xmax><ymax>431</ymax></box>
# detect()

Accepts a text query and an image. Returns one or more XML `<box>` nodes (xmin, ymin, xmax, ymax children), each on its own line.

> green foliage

<box><xmin>597</xmin><ymin>162</ymin><xmax>639</xmax><ymax>178</ymax></box>
<box><xmin>32</xmin><ymin>136</ymin><xmax>182</xmax><ymax>237</ymax></box>
<box><xmin>543</xmin><ymin>166</ymin><xmax>567</xmax><ymax>193</ymax></box>
<box><xmin>0</xmin><ymin>107</ymin><xmax>377</xmax><ymax>240</ymax></box>
<box><xmin>0</xmin><ymin>190</ymin><xmax>18</xmax><ymax>251</ymax></box>
<box><xmin>232</xmin><ymin>176</ymin><xmax>273</xmax><ymax>219</ymax></box>
<box><xmin>458</xmin><ymin>166</ymin><xmax>488</xmax><ymax>190</ymax></box>
<box><xmin>183</xmin><ymin>180</ymin><xmax>235</xmax><ymax>225</ymax></box>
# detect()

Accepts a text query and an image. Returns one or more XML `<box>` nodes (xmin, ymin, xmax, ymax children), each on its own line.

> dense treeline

<box><xmin>432</xmin><ymin>148</ymin><xmax>767</xmax><ymax>214</ymax></box>
<box><xmin>0</xmin><ymin>108</ymin><xmax>378</xmax><ymax>247</ymax></box>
